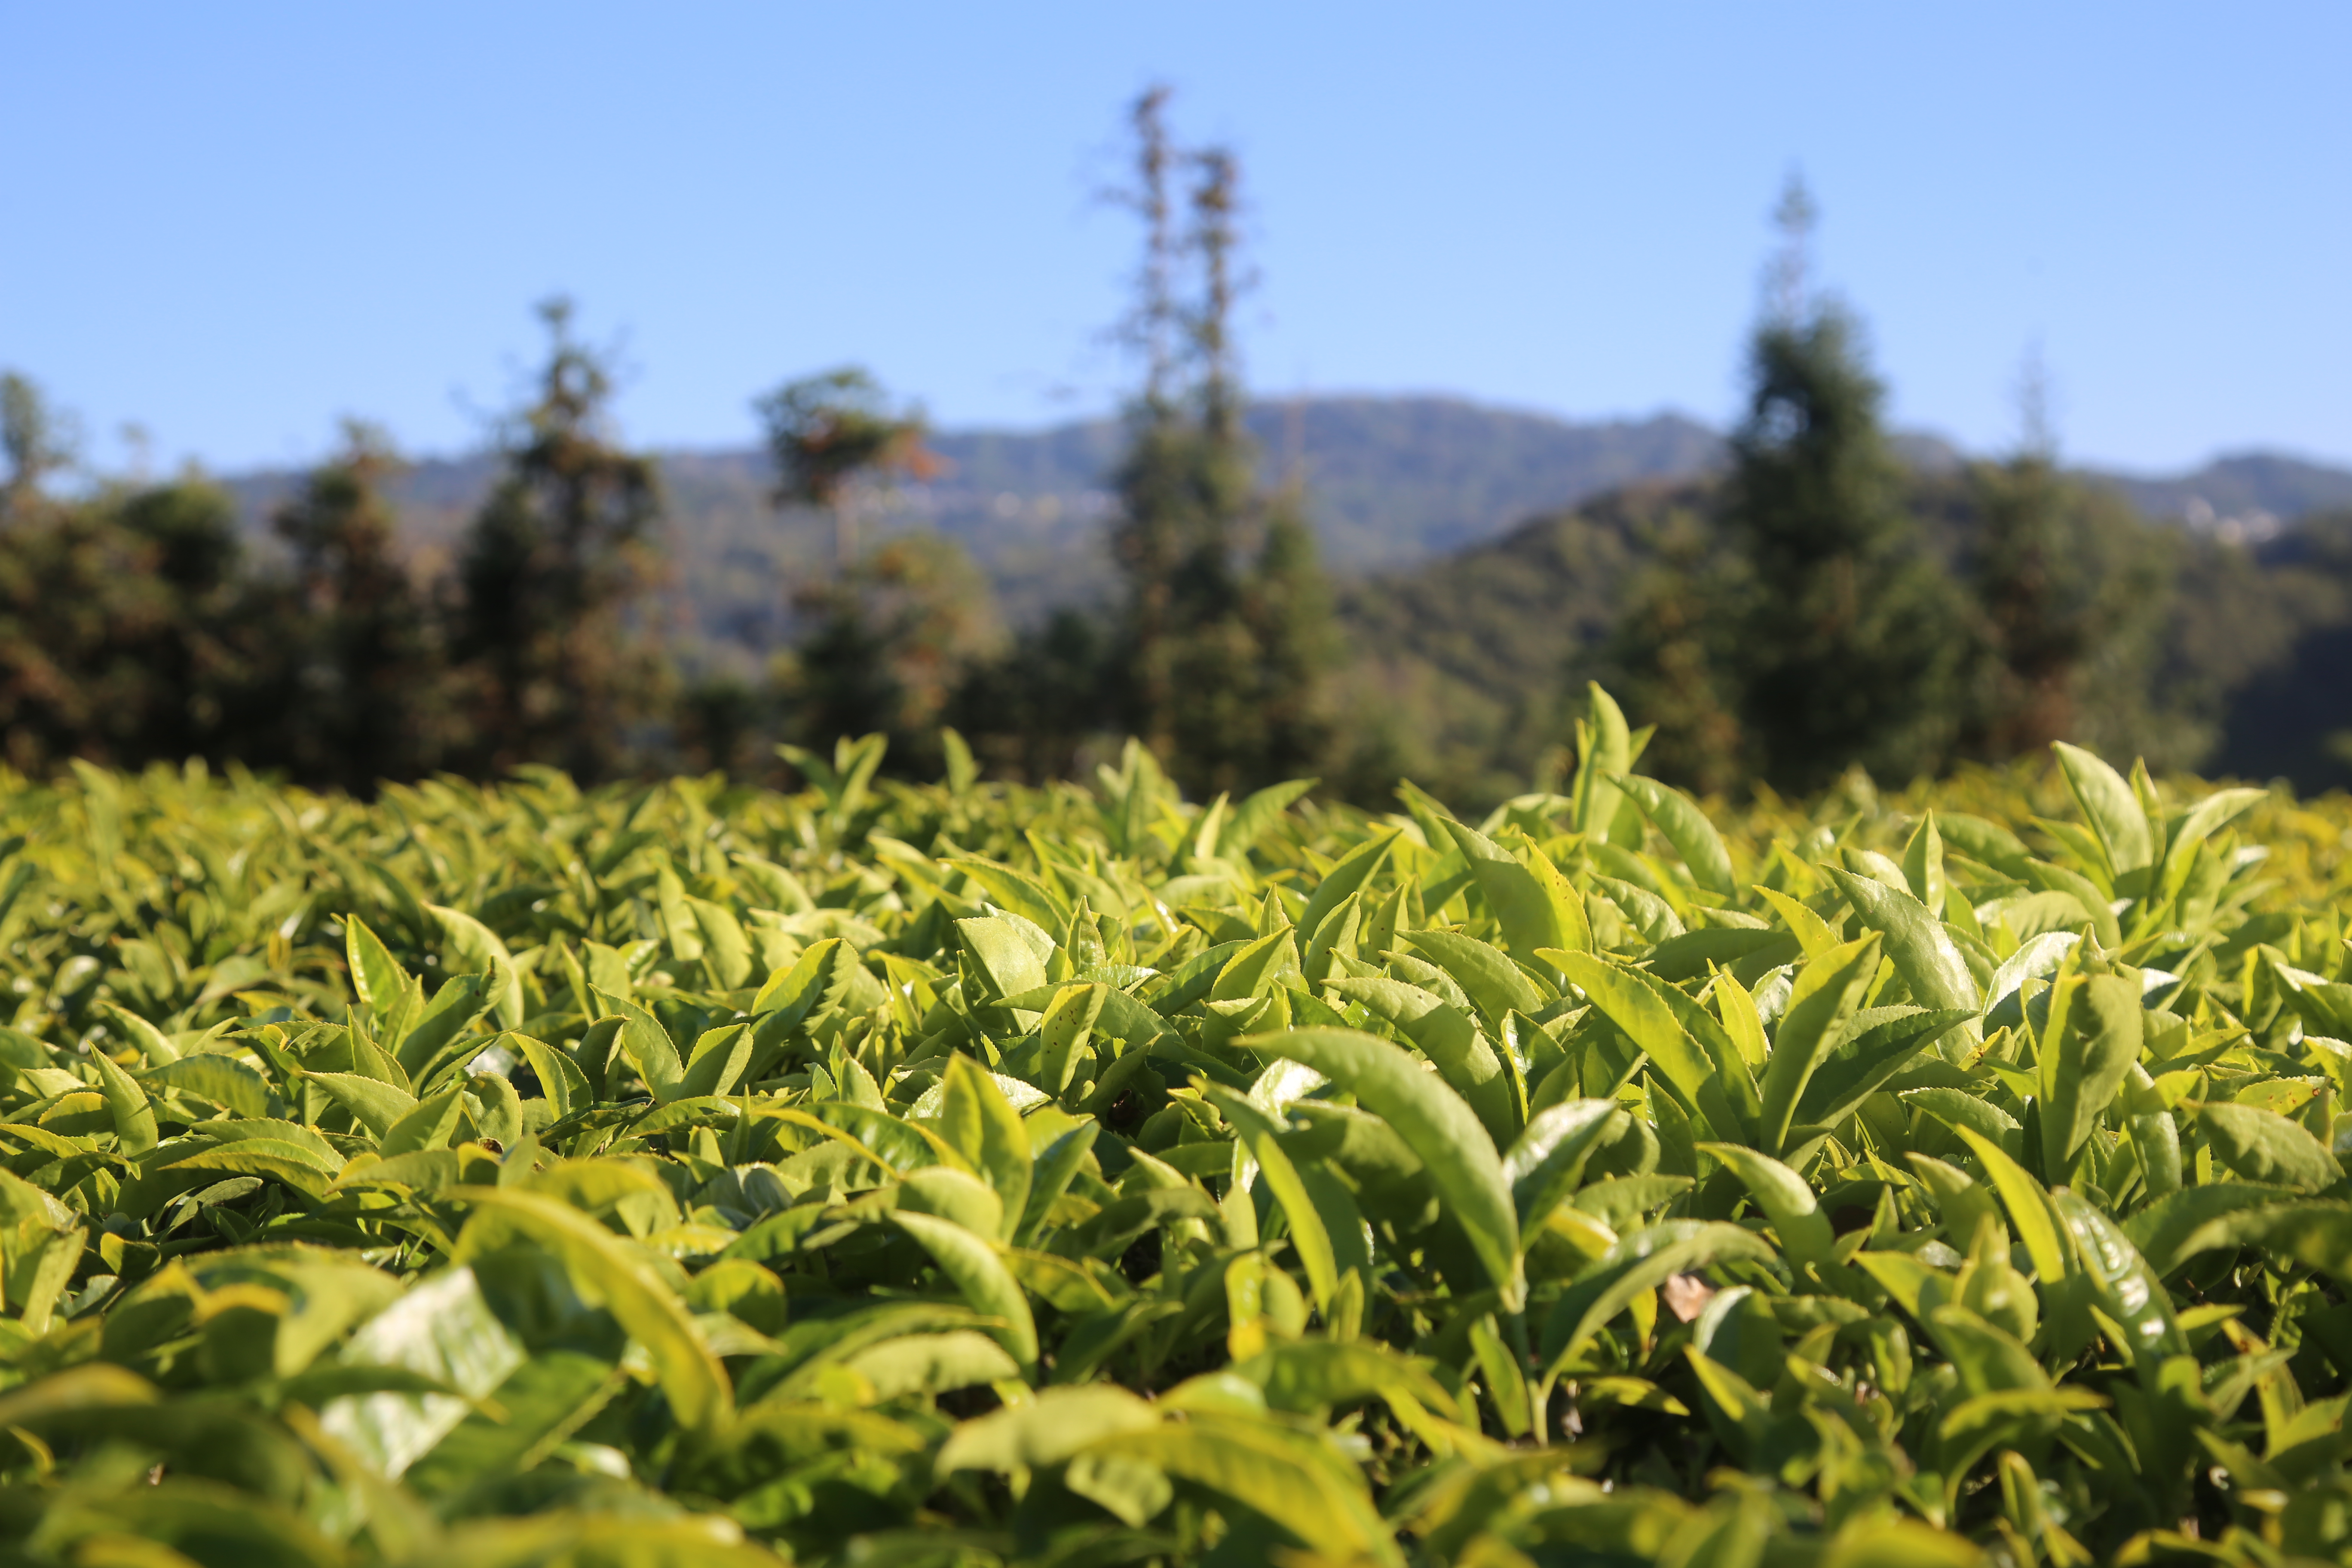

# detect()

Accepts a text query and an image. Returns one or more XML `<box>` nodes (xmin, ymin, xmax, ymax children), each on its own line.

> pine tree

<box><xmin>451</xmin><ymin>299</ymin><xmax>664</xmax><ymax>780</ymax></box>
<box><xmin>784</xmin><ymin>534</ymin><xmax>1001</xmax><ymax>772</ymax></box>
<box><xmin>1155</xmin><ymin>141</ymin><xmax>1263</xmax><ymax>791</ymax></box>
<box><xmin>0</xmin><ymin>374</ymin><xmax>264</xmax><ymax>772</ymax></box>
<box><xmin>1718</xmin><ymin>178</ymin><xmax>1967</xmax><ymax>792</ymax></box>
<box><xmin>757</xmin><ymin>366</ymin><xmax>974</xmax><ymax>772</ymax></box>
<box><xmin>1591</xmin><ymin>505</ymin><xmax>1746</xmax><ymax>796</ymax></box>
<box><xmin>272</xmin><ymin>422</ymin><xmax>447</xmax><ymax>789</ymax></box>
<box><xmin>109</xmin><ymin>477</ymin><xmax>271</xmax><ymax>762</ymax></box>
<box><xmin>948</xmin><ymin>608</ymin><xmax>1116</xmax><ymax>784</ymax></box>
<box><xmin>1104</xmin><ymin>90</ymin><xmax>1332</xmax><ymax>795</ymax></box>
<box><xmin>1</xmin><ymin>373</ymin><xmax>74</xmax><ymax>522</ymax></box>
<box><xmin>1107</xmin><ymin>86</ymin><xmax>1197</xmax><ymax>761</ymax></box>
<box><xmin>1968</xmin><ymin>377</ymin><xmax>2175</xmax><ymax>762</ymax></box>
<box><xmin>1241</xmin><ymin>484</ymin><xmax>1335</xmax><ymax>781</ymax></box>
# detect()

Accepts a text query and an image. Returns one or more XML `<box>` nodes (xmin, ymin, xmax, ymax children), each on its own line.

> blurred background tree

<box><xmin>781</xmin><ymin>534</ymin><xmax>1003</xmax><ymax>776</ymax></box>
<box><xmin>1715</xmin><ymin>179</ymin><xmax>1970</xmax><ymax>793</ymax></box>
<box><xmin>754</xmin><ymin>366</ymin><xmax>990</xmax><ymax>778</ymax></box>
<box><xmin>758</xmin><ymin>366</ymin><xmax>937</xmax><ymax>565</ymax></box>
<box><xmin>0</xmin><ymin>376</ymin><xmax>276</xmax><ymax>775</ymax></box>
<box><xmin>3</xmin><ymin>112</ymin><xmax>2348</xmax><ymax>808</ymax></box>
<box><xmin>450</xmin><ymin>299</ymin><xmax>665</xmax><ymax>780</ymax></box>
<box><xmin>271</xmin><ymin>422</ymin><xmax>452</xmax><ymax>790</ymax></box>
<box><xmin>1103</xmin><ymin>92</ymin><xmax>1334</xmax><ymax>796</ymax></box>
<box><xmin>1586</xmin><ymin>503</ymin><xmax>1746</xmax><ymax>796</ymax></box>
<box><xmin>1968</xmin><ymin>450</ymin><xmax>2175</xmax><ymax>761</ymax></box>
<box><xmin>948</xmin><ymin>607</ymin><xmax>1115</xmax><ymax>785</ymax></box>
<box><xmin>1238</xmin><ymin>482</ymin><xmax>1336</xmax><ymax>784</ymax></box>
<box><xmin>1</xmin><ymin>373</ymin><xmax>76</xmax><ymax>522</ymax></box>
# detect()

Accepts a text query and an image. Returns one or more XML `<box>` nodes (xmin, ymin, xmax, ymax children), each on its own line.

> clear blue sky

<box><xmin>3</xmin><ymin>2</ymin><xmax>2345</xmax><ymax>476</ymax></box>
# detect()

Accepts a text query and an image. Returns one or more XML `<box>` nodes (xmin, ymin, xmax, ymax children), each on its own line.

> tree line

<box><xmin>1587</xmin><ymin>184</ymin><xmax>2190</xmax><ymax>800</ymax></box>
<box><xmin>0</xmin><ymin>91</ymin><xmax>1331</xmax><ymax>801</ymax></box>
<box><xmin>0</xmin><ymin>101</ymin><xmax>2254</xmax><ymax>802</ymax></box>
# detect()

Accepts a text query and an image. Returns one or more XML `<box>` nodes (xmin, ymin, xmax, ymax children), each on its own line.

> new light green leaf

<box><xmin>344</xmin><ymin>913</ymin><xmax>413</xmax><ymax>1022</ymax></box>
<box><xmin>1755</xmin><ymin>933</ymin><xmax>1878</xmax><ymax>1155</ymax></box>
<box><xmin>1202</xmin><ymin>1084</ymin><xmax>1338</xmax><ymax>1309</ymax></box>
<box><xmin>86</xmin><ymin>1046</ymin><xmax>159</xmax><ymax>1154</ymax></box>
<box><xmin>452</xmin><ymin>1187</ymin><xmax>732</xmax><ymax>1432</ymax></box>
<box><xmin>937</xmin><ymin>1053</ymin><xmax>1032</xmax><ymax>1239</ymax></box>
<box><xmin>1298</xmin><ymin>830</ymin><xmax>1398</xmax><ymax>943</ymax></box>
<box><xmin>2245</xmin><ymin>1201</ymin><xmax>2352</xmax><ymax>1281</ymax></box>
<box><xmin>1087</xmin><ymin>1413</ymin><xmax>1398</xmax><ymax>1568</ymax></box>
<box><xmin>891</xmin><ymin>1209</ymin><xmax>1040</xmax><ymax>1377</ymax></box>
<box><xmin>1800</xmin><ymin>1007</ymin><xmax>1973</xmax><ymax>1131</ymax></box>
<box><xmin>1243</xmin><ymin>1027</ymin><xmax>1524</xmax><ymax>1310</ymax></box>
<box><xmin>686</xmin><ymin>895</ymin><xmax>753</xmax><ymax>991</ymax></box>
<box><xmin>382</xmin><ymin>1082</ymin><xmax>467</xmax><ymax>1157</ymax></box>
<box><xmin>394</xmin><ymin>972</ymin><xmax>493</xmax><ymax>1087</ymax></box>
<box><xmin>950</xmin><ymin>857</ymin><xmax>1068</xmax><ymax>930</ymax></box>
<box><xmin>936</xmin><ymin>1384</ymin><xmax>1159</xmax><ymax>1473</ymax></box>
<box><xmin>1907</xmin><ymin>1087</ymin><xmax>2024</xmax><ymax>1161</ymax></box>
<box><xmin>1503</xmin><ymin>1099</ymin><xmax>1627</xmax><ymax>1234</ymax></box>
<box><xmin>141</xmin><ymin>1054</ymin><xmax>269</xmax><ymax>1119</ymax></box>
<box><xmin>309</xmin><ymin>1070</ymin><xmax>420</xmax><ymax>1140</ymax></box>
<box><xmin>1216</xmin><ymin>779</ymin><xmax>1317</xmax><ymax>859</ymax></box>
<box><xmin>1698</xmin><ymin>1142</ymin><xmax>1838</xmax><ymax>1275</ymax></box>
<box><xmin>430</xmin><ymin>903</ymin><xmax>524</xmax><ymax>1031</ymax></box>
<box><xmin>317</xmin><ymin>1265</ymin><xmax>527</xmax><ymax>1477</ymax></box>
<box><xmin>2041</xmin><ymin>973</ymin><xmax>2144</xmax><ymax>1171</ymax></box>
<box><xmin>956</xmin><ymin>916</ymin><xmax>1051</xmax><ymax>1004</ymax></box>
<box><xmin>1571</xmin><ymin>682</ymin><xmax>1635</xmax><ymax>843</ymax></box>
<box><xmin>1547</xmin><ymin>950</ymin><xmax>1717</xmax><ymax>1124</ymax></box>
<box><xmin>1326</xmin><ymin>977</ymin><xmax>1515</xmax><ymax>1145</ymax></box>
<box><xmin>678</xmin><ymin>1024</ymin><xmax>752</xmax><ymax>1101</ymax></box>
<box><xmin>843</xmin><ymin>1330</ymin><xmax>1020</xmax><ymax>1400</ymax></box>
<box><xmin>750</xmin><ymin>934</ymin><xmax>848</xmax><ymax>1018</ymax></box>
<box><xmin>1822</xmin><ymin>867</ymin><xmax>1981</xmax><ymax>1053</ymax></box>
<box><xmin>95</xmin><ymin>1001</ymin><xmax>178</xmax><ymax>1067</ymax></box>
<box><xmin>1540</xmin><ymin>1220</ymin><xmax>1776</xmax><ymax>1378</ymax></box>
<box><xmin>1951</xmin><ymin>1126</ymin><xmax>2070</xmax><ymax>1289</ymax></box>
<box><xmin>1438</xmin><ymin>818</ymin><xmax>1575</xmax><ymax>961</ymax></box>
<box><xmin>1611</xmin><ymin>774</ymin><xmax>1735</xmax><ymax>897</ymax></box>
<box><xmin>2050</xmin><ymin>1189</ymin><xmax>2184</xmax><ymax>1367</ymax></box>
<box><xmin>1234</xmin><ymin>1338</ymin><xmax>1458</xmax><ymax>1418</ymax></box>
<box><xmin>2053</xmin><ymin>741</ymin><xmax>2154</xmax><ymax>882</ymax></box>
<box><xmin>591</xmin><ymin>988</ymin><xmax>684</xmax><ymax>1104</ymax></box>
<box><xmin>2123</xmin><ymin>1184</ymin><xmax>2301</xmax><ymax>1277</ymax></box>
<box><xmin>2157</xmin><ymin>786</ymin><xmax>2266</xmax><ymax>899</ymax></box>
<box><xmin>2199</xmin><ymin>1100</ymin><xmax>2344</xmax><ymax>1192</ymax></box>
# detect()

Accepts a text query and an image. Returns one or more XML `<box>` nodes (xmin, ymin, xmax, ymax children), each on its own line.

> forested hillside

<box><xmin>221</xmin><ymin>399</ymin><xmax>1724</xmax><ymax>643</ymax></box>
<box><xmin>1334</xmin><ymin>470</ymin><xmax>2352</xmax><ymax>805</ymax></box>
<box><xmin>2099</xmin><ymin>452</ymin><xmax>2352</xmax><ymax>539</ymax></box>
<box><xmin>15</xmin><ymin>86</ymin><xmax>2352</xmax><ymax>817</ymax></box>
<box><xmin>221</xmin><ymin>397</ymin><xmax>2352</xmax><ymax>674</ymax></box>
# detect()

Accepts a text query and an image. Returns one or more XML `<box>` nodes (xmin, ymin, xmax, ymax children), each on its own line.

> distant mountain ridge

<box><xmin>2092</xmin><ymin>453</ymin><xmax>2352</xmax><ymax>543</ymax></box>
<box><xmin>221</xmin><ymin>394</ymin><xmax>2352</xmax><ymax>661</ymax></box>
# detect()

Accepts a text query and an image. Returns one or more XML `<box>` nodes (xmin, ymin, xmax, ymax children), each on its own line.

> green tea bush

<box><xmin>0</xmin><ymin>694</ymin><xmax>2349</xmax><ymax>1568</ymax></box>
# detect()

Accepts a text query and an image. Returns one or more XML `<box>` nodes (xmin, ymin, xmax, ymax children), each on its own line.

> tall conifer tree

<box><xmin>273</xmin><ymin>423</ymin><xmax>446</xmax><ymax>789</ymax></box>
<box><xmin>1591</xmin><ymin>505</ymin><xmax>1746</xmax><ymax>796</ymax></box>
<box><xmin>451</xmin><ymin>299</ymin><xmax>663</xmax><ymax>780</ymax></box>
<box><xmin>1969</xmin><ymin>357</ymin><xmax>2174</xmax><ymax>760</ymax></box>
<box><xmin>1718</xmin><ymin>178</ymin><xmax>1966</xmax><ymax>791</ymax></box>
<box><xmin>1106</xmin><ymin>91</ymin><xmax>1332</xmax><ymax>794</ymax></box>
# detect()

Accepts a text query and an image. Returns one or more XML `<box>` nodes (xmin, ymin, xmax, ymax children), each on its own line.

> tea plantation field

<box><xmin>1</xmin><ymin>692</ymin><xmax>2350</xmax><ymax>1568</ymax></box>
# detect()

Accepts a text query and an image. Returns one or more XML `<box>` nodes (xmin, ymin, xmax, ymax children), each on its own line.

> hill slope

<box><xmin>1330</xmin><ymin>468</ymin><xmax>2352</xmax><ymax>803</ymax></box>
<box><xmin>223</xmin><ymin>398</ymin><xmax>1724</xmax><ymax>636</ymax></box>
<box><xmin>2098</xmin><ymin>452</ymin><xmax>2352</xmax><ymax>539</ymax></box>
